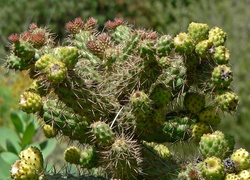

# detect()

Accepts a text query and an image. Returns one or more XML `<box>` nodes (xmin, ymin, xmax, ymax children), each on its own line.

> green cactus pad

<box><xmin>149</xmin><ymin>83</ymin><xmax>172</xmax><ymax>108</ymax></box>
<box><xmin>6</xmin><ymin>54</ymin><xmax>32</xmax><ymax>70</ymax></box>
<box><xmin>163</xmin><ymin>116</ymin><xmax>195</xmax><ymax>142</ymax></box>
<box><xmin>13</xmin><ymin>40</ymin><xmax>35</xmax><ymax>61</ymax></box>
<box><xmin>80</xmin><ymin>146</ymin><xmax>98</xmax><ymax>169</ymax></box>
<box><xmin>156</xmin><ymin>35</ymin><xmax>174</xmax><ymax>57</ymax></box>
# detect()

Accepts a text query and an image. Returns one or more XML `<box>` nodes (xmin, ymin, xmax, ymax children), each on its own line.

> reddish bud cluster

<box><xmin>97</xmin><ymin>33</ymin><xmax>112</xmax><ymax>48</ymax></box>
<box><xmin>134</xmin><ymin>29</ymin><xmax>158</xmax><ymax>40</ymax></box>
<box><xmin>29</xmin><ymin>23</ymin><xmax>38</xmax><ymax>31</ymax></box>
<box><xmin>84</xmin><ymin>17</ymin><xmax>98</xmax><ymax>31</ymax></box>
<box><xmin>31</xmin><ymin>31</ymin><xmax>46</xmax><ymax>47</ymax></box>
<box><xmin>66</xmin><ymin>17</ymin><xmax>84</xmax><ymax>34</ymax></box>
<box><xmin>105</xmin><ymin>18</ymin><xmax>124</xmax><ymax>29</ymax></box>
<box><xmin>8</xmin><ymin>34</ymin><xmax>20</xmax><ymax>43</ymax></box>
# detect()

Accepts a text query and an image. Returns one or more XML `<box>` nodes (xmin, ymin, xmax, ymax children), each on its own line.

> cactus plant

<box><xmin>4</xmin><ymin>17</ymin><xmax>243</xmax><ymax>179</ymax></box>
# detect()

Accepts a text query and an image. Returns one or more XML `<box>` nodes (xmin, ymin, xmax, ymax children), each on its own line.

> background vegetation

<box><xmin>0</xmin><ymin>0</ymin><xmax>250</xmax><ymax>178</ymax></box>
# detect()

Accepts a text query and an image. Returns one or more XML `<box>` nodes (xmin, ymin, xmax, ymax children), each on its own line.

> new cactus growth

<box><xmin>5</xmin><ymin>17</ymin><xmax>242</xmax><ymax>179</ymax></box>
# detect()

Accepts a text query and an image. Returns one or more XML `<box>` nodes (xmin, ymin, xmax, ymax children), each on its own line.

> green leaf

<box><xmin>10</xmin><ymin>111</ymin><xmax>24</xmax><ymax>134</ymax></box>
<box><xmin>39</xmin><ymin>139</ymin><xmax>57</xmax><ymax>159</ymax></box>
<box><xmin>0</xmin><ymin>127</ymin><xmax>21</xmax><ymax>152</ymax></box>
<box><xmin>0</xmin><ymin>151</ymin><xmax>19</xmax><ymax>165</ymax></box>
<box><xmin>21</xmin><ymin>122</ymin><xmax>36</xmax><ymax>148</ymax></box>
<box><xmin>0</xmin><ymin>156</ymin><xmax>12</xmax><ymax>180</ymax></box>
<box><xmin>6</xmin><ymin>139</ymin><xmax>19</xmax><ymax>155</ymax></box>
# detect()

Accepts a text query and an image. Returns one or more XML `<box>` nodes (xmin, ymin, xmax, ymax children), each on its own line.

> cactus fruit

<box><xmin>19</xmin><ymin>91</ymin><xmax>42</xmax><ymax>113</ymax></box>
<box><xmin>198</xmin><ymin>107</ymin><xmax>221</xmax><ymax>126</ymax></box>
<box><xmin>208</xmin><ymin>27</ymin><xmax>227</xmax><ymax>46</ymax></box>
<box><xmin>199</xmin><ymin>131</ymin><xmax>232</xmax><ymax>159</ymax></box>
<box><xmin>42</xmin><ymin>124</ymin><xmax>58</xmax><ymax>138</ymax></box>
<box><xmin>202</xmin><ymin>156</ymin><xmax>225</xmax><ymax>180</ymax></box>
<box><xmin>143</xmin><ymin>141</ymin><xmax>172</xmax><ymax>160</ymax></box>
<box><xmin>225</xmin><ymin>173</ymin><xmax>242</xmax><ymax>180</ymax></box>
<box><xmin>6</xmin><ymin>18</ymin><xmax>241</xmax><ymax>179</ymax></box>
<box><xmin>212</xmin><ymin>45</ymin><xmax>230</xmax><ymax>64</ymax></box>
<box><xmin>35</xmin><ymin>53</ymin><xmax>56</xmax><ymax>71</ymax></box>
<box><xmin>238</xmin><ymin>170</ymin><xmax>250</xmax><ymax>179</ymax></box>
<box><xmin>195</xmin><ymin>39</ymin><xmax>213</xmax><ymax>58</ymax></box>
<box><xmin>53</xmin><ymin>46</ymin><xmax>79</xmax><ymax>69</ymax></box>
<box><xmin>192</xmin><ymin>122</ymin><xmax>211</xmax><ymax>140</ymax></box>
<box><xmin>11</xmin><ymin>147</ymin><xmax>44</xmax><ymax>180</ymax></box>
<box><xmin>184</xmin><ymin>92</ymin><xmax>205</xmax><ymax>114</ymax></box>
<box><xmin>188</xmin><ymin>22</ymin><xmax>209</xmax><ymax>43</ymax></box>
<box><xmin>230</xmin><ymin>148</ymin><xmax>250</xmax><ymax>171</ymax></box>
<box><xmin>215</xmin><ymin>89</ymin><xmax>239</xmax><ymax>112</ymax></box>
<box><xmin>45</xmin><ymin>60</ymin><xmax>67</xmax><ymax>83</ymax></box>
<box><xmin>149</xmin><ymin>82</ymin><xmax>172</xmax><ymax>108</ymax></box>
<box><xmin>64</xmin><ymin>146</ymin><xmax>81</xmax><ymax>164</ymax></box>
<box><xmin>174</xmin><ymin>32</ymin><xmax>195</xmax><ymax>54</ymax></box>
<box><xmin>211</xmin><ymin>65</ymin><xmax>233</xmax><ymax>87</ymax></box>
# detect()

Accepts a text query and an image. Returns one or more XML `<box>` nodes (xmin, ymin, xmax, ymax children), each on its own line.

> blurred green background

<box><xmin>0</xmin><ymin>0</ymin><xmax>249</xmax><ymax>160</ymax></box>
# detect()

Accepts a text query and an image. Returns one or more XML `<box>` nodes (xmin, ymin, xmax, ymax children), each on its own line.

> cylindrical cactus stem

<box><xmin>90</xmin><ymin>120</ymin><xmax>115</xmax><ymax>147</ymax></box>
<box><xmin>54</xmin><ymin>70</ymin><xmax>117</xmax><ymax>121</ymax></box>
<box><xmin>80</xmin><ymin>145</ymin><xmax>99</xmax><ymax>169</ymax></box>
<box><xmin>41</xmin><ymin>99</ymin><xmax>90</xmax><ymax>143</ymax></box>
<box><xmin>163</xmin><ymin>115</ymin><xmax>196</xmax><ymax>142</ymax></box>
<box><xmin>103</xmin><ymin>135</ymin><xmax>142</xmax><ymax>179</ymax></box>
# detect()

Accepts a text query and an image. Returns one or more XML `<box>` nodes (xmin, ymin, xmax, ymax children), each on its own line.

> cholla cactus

<box><xmin>5</xmin><ymin>18</ymin><xmax>243</xmax><ymax>179</ymax></box>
